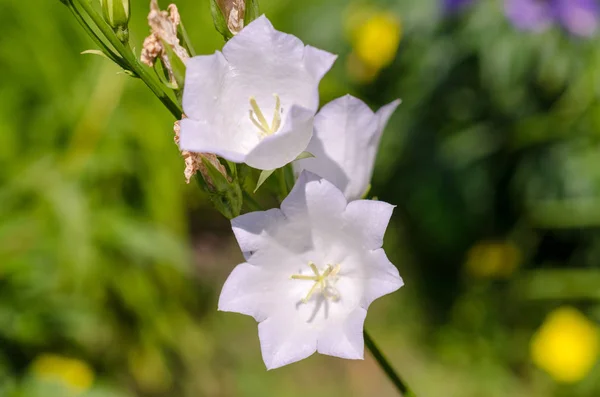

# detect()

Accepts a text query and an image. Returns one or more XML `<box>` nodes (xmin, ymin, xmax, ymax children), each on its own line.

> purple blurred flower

<box><xmin>443</xmin><ymin>0</ymin><xmax>475</xmax><ymax>13</ymax></box>
<box><xmin>505</xmin><ymin>0</ymin><xmax>554</xmax><ymax>32</ymax></box>
<box><xmin>505</xmin><ymin>0</ymin><xmax>600</xmax><ymax>37</ymax></box>
<box><xmin>554</xmin><ymin>0</ymin><xmax>599</xmax><ymax>37</ymax></box>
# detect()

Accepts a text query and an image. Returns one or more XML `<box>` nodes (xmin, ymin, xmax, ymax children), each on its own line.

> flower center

<box><xmin>249</xmin><ymin>94</ymin><xmax>282</xmax><ymax>138</ymax></box>
<box><xmin>290</xmin><ymin>262</ymin><xmax>341</xmax><ymax>303</ymax></box>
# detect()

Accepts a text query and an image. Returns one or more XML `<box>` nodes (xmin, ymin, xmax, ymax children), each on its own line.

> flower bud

<box><xmin>100</xmin><ymin>0</ymin><xmax>130</xmax><ymax>43</ymax></box>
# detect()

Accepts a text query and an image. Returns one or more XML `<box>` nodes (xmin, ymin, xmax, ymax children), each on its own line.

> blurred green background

<box><xmin>2</xmin><ymin>0</ymin><xmax>600</xmax><ymax>396</ymax></box>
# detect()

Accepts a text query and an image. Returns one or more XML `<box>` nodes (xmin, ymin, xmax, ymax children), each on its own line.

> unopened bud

<box><xmin>100</xmin><ymin>0</ymin><xmax>130</xmax><ymax>43</ymax></box>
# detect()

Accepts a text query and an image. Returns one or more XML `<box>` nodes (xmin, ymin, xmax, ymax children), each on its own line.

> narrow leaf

<box><xmin>294</xmin><ymin>151</ymin><xmax>315</xmax><ymax>161</ymax></box>
<box><xmin>254</xmin><ymin>169</ymin><xmax>275</xmax><ymax>193</ymax></box>
<box><xmin>81</xmin><ymin>49</ymin><xmax>112</xmax><ymax>60</ymax></box>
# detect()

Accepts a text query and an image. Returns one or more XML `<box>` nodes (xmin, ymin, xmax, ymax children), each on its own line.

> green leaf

<box><xmin>167</xmin><ymin>45</ymin><xmax>186</xmax><ymax>89</ymax></box>
<box><xmin>80</xmin><ymin>49</ymin><xmax>112</xmax><ymax>60</ymax></box>
<box><xmin>117</xmin><ymin>69</ymin><xmax>138</xmax><ymax>78</ymax></box>
<box><xmin>254</xmin><ymin>169</ymin><xmax>275</xmax><ymax>193</ymax></box>
<box><xmin>294</xmin><ymin>151</ymin><xmax>315</xmax><ymax>161</ymax></box>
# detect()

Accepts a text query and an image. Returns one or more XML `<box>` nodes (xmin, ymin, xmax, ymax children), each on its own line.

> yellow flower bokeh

<box><xmin>31</xmin><ymin>354</ymin><xmax>94</xmax><ymax>393</ymax></box>
<box><xmin>353</xmin><ymin>13</ymin><xmax>402</xmax><ymax>71</ymax></box>
<box><xmin>530</xmin><ymin>306</ymin><xmax>600</xmax><ymax>383</ymax></box>
<box><xmin>465</xmin><ymin>240</ymin><xmax>521</xmax><ymax>278</ymax></box>
<box><xmin>345</xmin><ymin>6</ymin><xmax>402</xmax><ymax>83</ymax></box>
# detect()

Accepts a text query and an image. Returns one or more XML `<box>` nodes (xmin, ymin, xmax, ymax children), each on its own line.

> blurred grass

<box><xmin>2</xmin><ymin>0</ymin><xmax>600</xmax><ymax>396</ymax></box>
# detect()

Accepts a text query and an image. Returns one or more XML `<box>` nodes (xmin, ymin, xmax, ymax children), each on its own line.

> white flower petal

<box><xmin>182</xmin><ymin>53</ymin><xmax>228</xmax><ymax>121</ymax></box>
<box><xmin>179</xmin><ymin>118</ymin><xmax>247</xmax><ymax>163</ymax></box>
<box><xmin>343</xmin><ymin>200</ymin><xmax>395</xmax><ymax>250</ymax></box>
<box><xmin>218</xmin><ymin>262</ymin><xmax>276</xmax><ymax>322</ymax></box>
<box><xmin>231</xmin><ymin>209</ymin><xmax>286</xmax><ymax>259</ymax></box>
<box><xmin>222</xmin><ymin>15</ymin><xmax>304</xmax><ymax>76</ymax></box>
<box><xmin>244</xmin><ymin>105</ymin><xmax>314</xmax><ymax>170</ymax></box>
<box><xmin>303</xmin><ymin>45</ymin><xmax>338</xmax><ymax>82</ymax></box>
<box><xmin>181</xmin><ymin>16</ymin><xmax>336</xmax><ymax>169</ymax></box>
<box><xmin>220</xmin><ymin>170</ymin><xmax>403</xmax><ymax>369</ymax></box>
<box><xmin>258</xmin><ymin>316</ymin><xmax>318</xmax><ymax>370</ymax></box>
<box><xmin>361</xmin><ymin>248</ymin><xmax>404</xmax><ymax>309</ymax></box>
<box><xmin>317</xmin><ymin>308</ymin><xmax>366</xmax><ymax>360</ymax></box>
<box><xmin>221</xmin><ymin>16</ymin><xmax>334</xmax><ymax>114</ymax></box>
<box><xmin>281</xmin><ymin>171</ymin><xmax>347</xmax><ymax>220</ymax></box>
<box><xmin>294</xmin><ymin>95</ymin><xmax>400</xmax><ymax>200</ymax></box>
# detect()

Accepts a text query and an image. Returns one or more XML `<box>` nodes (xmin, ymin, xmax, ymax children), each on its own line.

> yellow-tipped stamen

<box><xmin>309</xmin><ymin>262</ymin><xmax>320</xmax><ymax>276</ymax></box>
<box><xmin>271</xmin><ymin>94</ymin><xmax>281</xmax><ymax>132</ymax></box>
<box><xmin>249</xmin><ymin>110</ymin><xmax>268</xmax><ymax>134</ymax></box>
<box><xmin>290</xmin><ymin>274</ymin><xmax>319</xmax><ymax>281</ymax></box>
<box><xmin>291</xmin><ymin>262</ymin><xmax>341</xmax><ymax>303</ymax></box>
<box><xmin>248</xmin><ymin>94</ymin><xmax>282</xmax><ymax>138</ymax></box>
<box><xmin>330</xmin><ymin>264</ymin><xmax>341</xmax><ymax>277</ymax></box>
<box><xmin>249</xmin><ymin>97</ymin><xmax>270</xmax><ymax>130</ymax></box>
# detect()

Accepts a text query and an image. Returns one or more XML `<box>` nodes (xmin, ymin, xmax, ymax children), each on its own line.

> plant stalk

<box><xmin>364</xmin><ymin>329</ymin><xmax>416</xmax><ymax>397</ymax></box>
<box><xmin>71</xmin><ymin>0</ymin><xmax>183</xmax><ymax>119</ymax></box>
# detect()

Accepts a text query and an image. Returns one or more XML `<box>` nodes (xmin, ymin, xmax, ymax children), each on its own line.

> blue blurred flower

<box><xmin>505</xmin><ymin>0</ymin><xmax>599</xmax><ymax>37</ymax></box>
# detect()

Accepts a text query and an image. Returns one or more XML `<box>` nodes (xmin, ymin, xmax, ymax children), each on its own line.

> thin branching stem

<box><xmin>71</xmin><ymin>0</ymin><xmax>183</xmax><ymax>118</ymax></box>
<box><xmin>364</xmin><ymin>330</ymin><xmax>416</xmax><ymax>397</ymax></box>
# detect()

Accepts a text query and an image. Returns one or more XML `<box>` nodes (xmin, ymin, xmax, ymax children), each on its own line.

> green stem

<box><xmin>71</xmin><ymin>0</ymin><xmax>183</xmax><ymax>119</ymax></box>
<box><xmin>364</xmin><ymin>330</ymin><xmax>416</xmax><ymax>397</ymax></box>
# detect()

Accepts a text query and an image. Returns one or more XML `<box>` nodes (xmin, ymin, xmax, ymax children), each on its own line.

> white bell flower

<box><xmin>294</xmin><ymin>95</ymin><xmax>400</xmax><ymax>200</ymax></box>
<box><xmin>218</xmin><ymin>171</ymin><xmax>404</xmax><ymax>369</ymax></box>
<box><xmin>179</xmin><ymin>16</ymin><xmax>337</xmax><ymax>170</ymax></box>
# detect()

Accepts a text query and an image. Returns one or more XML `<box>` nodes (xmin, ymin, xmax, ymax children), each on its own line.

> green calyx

<box><xmin>195</xmin><ymin>158</ymin><xmax>243</xmax><ymax>219</ymax></box>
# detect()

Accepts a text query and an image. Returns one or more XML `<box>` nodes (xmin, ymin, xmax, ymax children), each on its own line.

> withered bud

<box><xmin>146</xmin><ymin>0</ymin><xmax>189</xmax><ymax>63</ymax></box>
<box><xmin>210</xmin><ymin>0</ymin><xmax>259</xmax><ymax>40</ymax></box>
<box><xmin>173</xmin><ymin>118</ymin><xmax>228</xmax><ymax>186</ymax></box>
<box><xmin>140</xmin><ymin>33</ymin><xmax>163</xmax><ymax>67</ymax></box>
<box><xmin>216</xmin><ymin>0</ymin><xmax>246</xmax><ymax>34</ymax></box>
